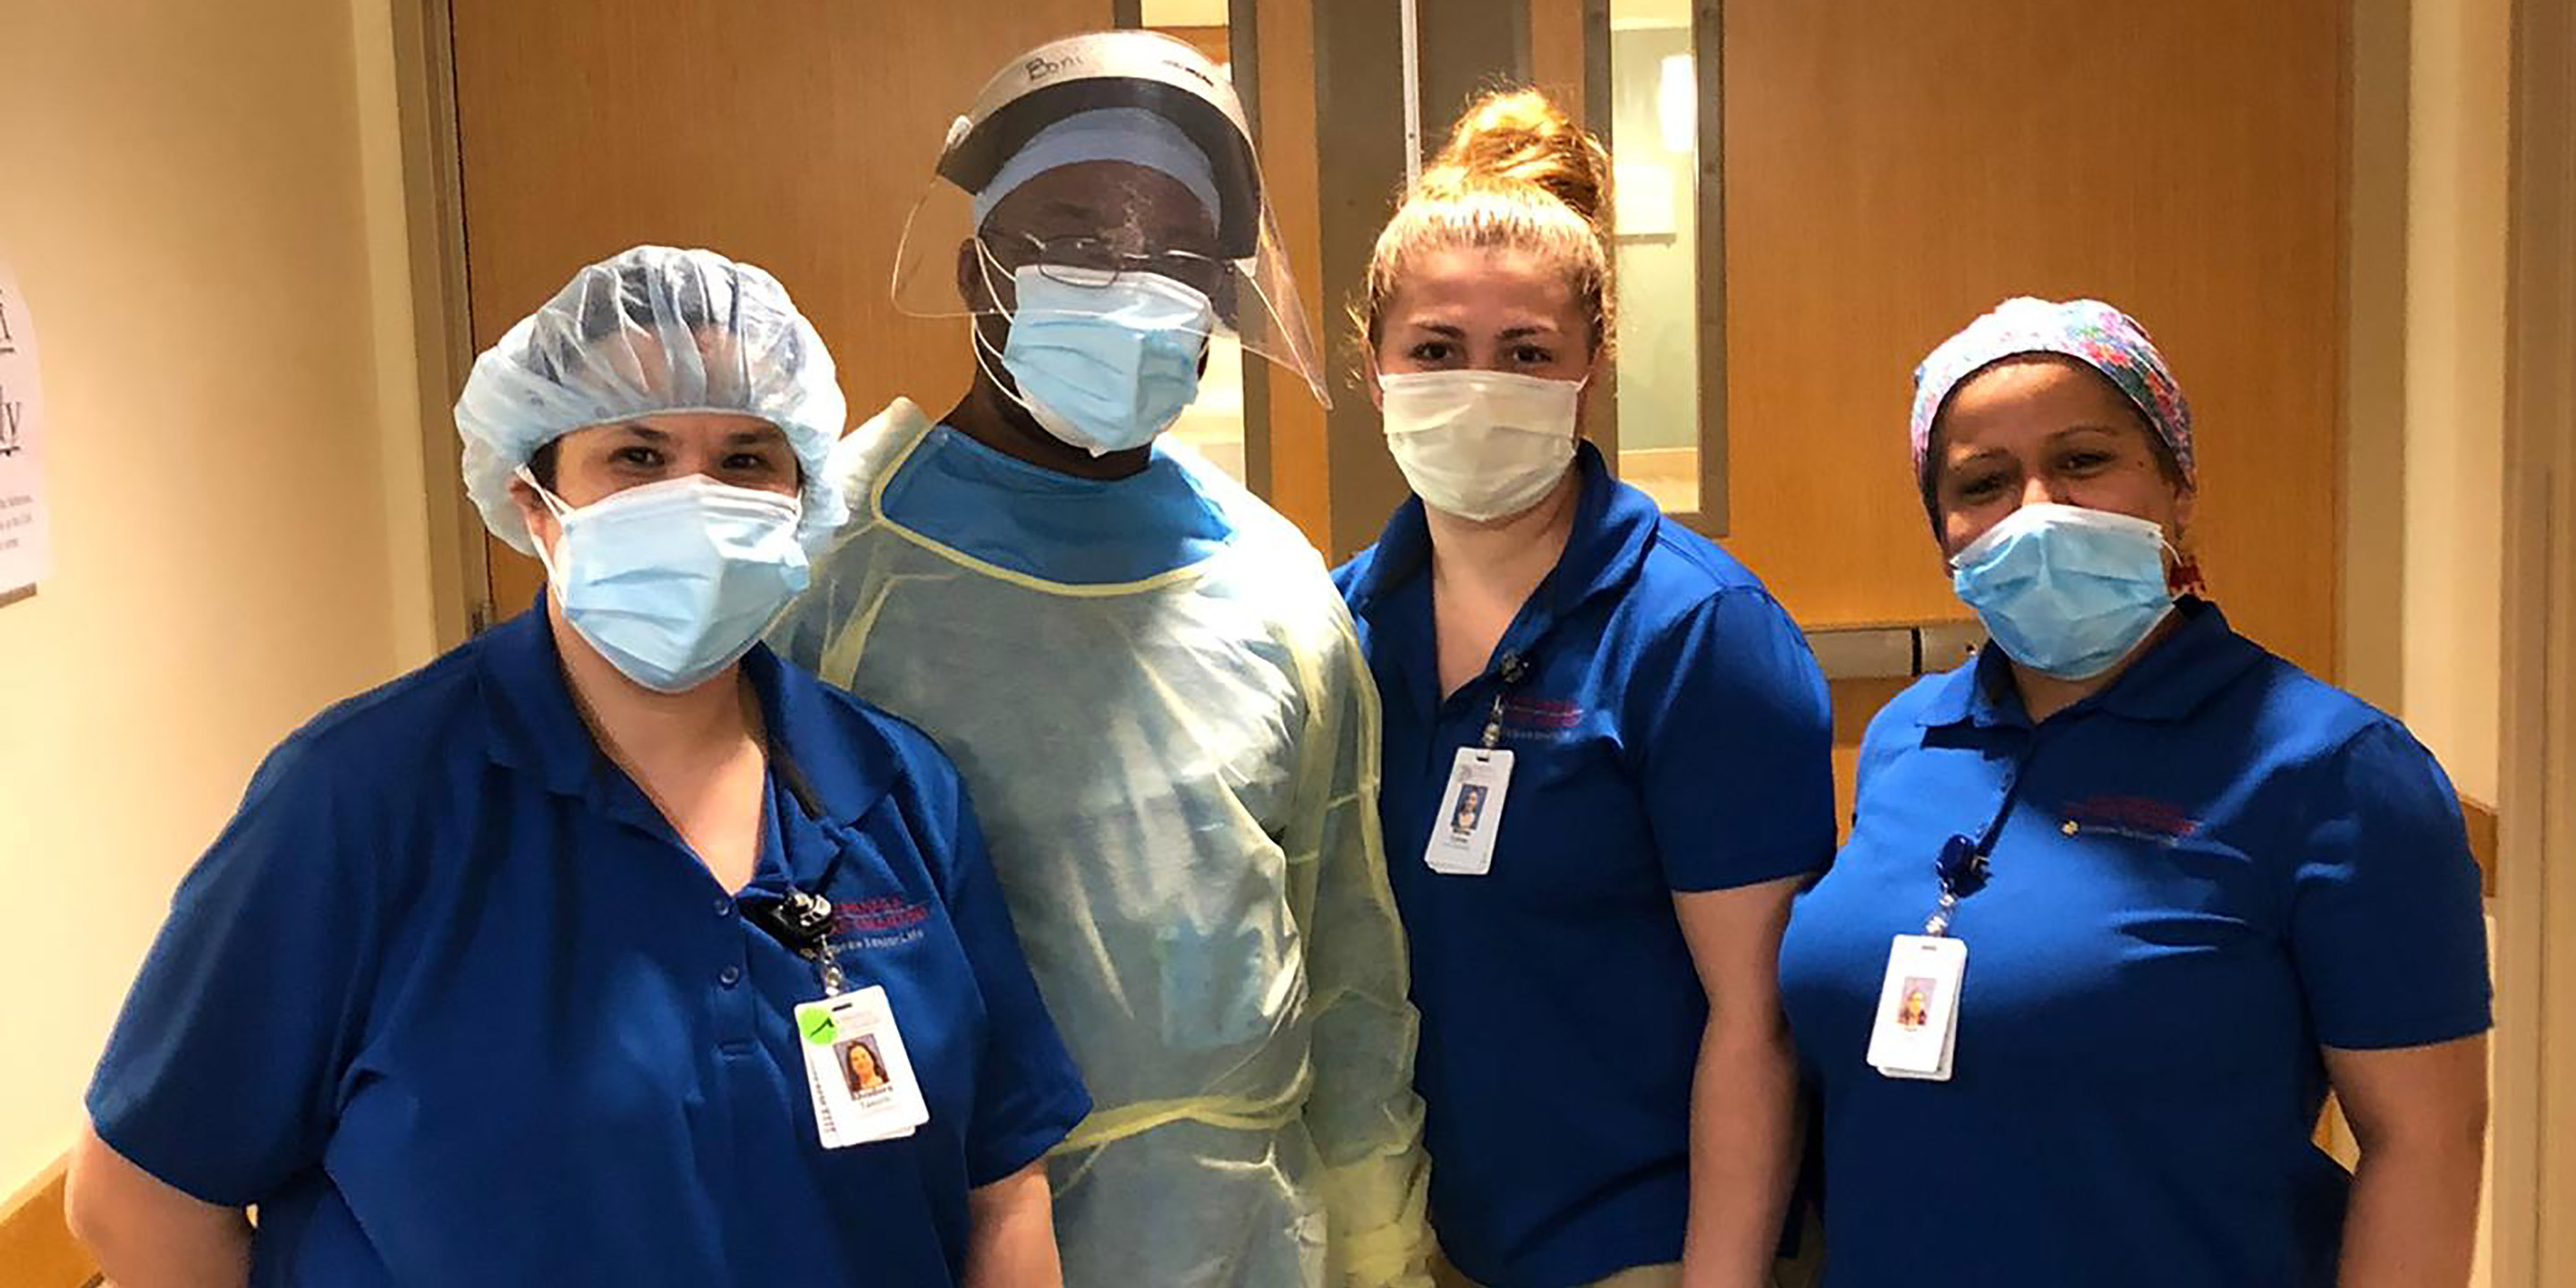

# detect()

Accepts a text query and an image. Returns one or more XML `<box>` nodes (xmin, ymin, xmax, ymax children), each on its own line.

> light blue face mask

<box><xmin>523</xmin><ymin>470</ymin><xmax>809</xmax><ymax>693</ymax></box>
<box><xmin>982</xmin><ymin>263</ymin><xmax>1215</xmax><ymax>456</ymax></box>
<box><xmin>1949</xmin><ymin>502</ymin><xmax>2176</xmax><ymax>682</ymax></box>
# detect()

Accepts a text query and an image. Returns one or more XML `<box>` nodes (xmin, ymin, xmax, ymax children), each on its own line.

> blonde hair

<box><xmin>1359</xmin><ymin>89</ymin><xmax>1615</xmax><ymax>355</ymax></box>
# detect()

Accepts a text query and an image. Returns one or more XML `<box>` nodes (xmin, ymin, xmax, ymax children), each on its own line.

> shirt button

<box><xmin>715</xmin><ymin>897</ymin><xmax>735</xmax><ymax>918</ymax></box>
<box><xmin>718</xmin><ymin>965</ymin><xmax>742</xmax><ymax>987</ymax></box>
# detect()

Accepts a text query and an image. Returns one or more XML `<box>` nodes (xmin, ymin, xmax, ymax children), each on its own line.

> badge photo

<box><xmin>1866</xmin><ymin>935</ymin><xmax>1967</xmax><ymax>1081</ymax></box>
<box><xmin>1424</xmin><ymin>747</ymin><xmax>1514</xmax><ymax>877</ymax></box>
<box><xmin>796</xmin><ymin>984</ymin><xmax>932</xmax><ymax>1148</ymax></box>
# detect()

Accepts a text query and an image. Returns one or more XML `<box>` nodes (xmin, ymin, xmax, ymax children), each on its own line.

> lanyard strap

<box><xmin>1918</xmin><ymin>733</ymin><xmax>2048</xmax><ymax>936</ymax></box>
<box><xmin>1922</xmin><ymin>835</ymin><xmax>1986</xmax><ymax>936</ymax></box>
<box><xmin>741</xmin><ymin>745</ymin><xmax>851</xmax><ymax>995</ymax></box>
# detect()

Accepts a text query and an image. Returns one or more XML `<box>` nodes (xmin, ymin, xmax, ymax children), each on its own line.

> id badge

<box><xmin>1865</xmin><ymin>934</ymin><xmax>1966</xmax><ymax>1081</ymax></box>
<box><xmin>1424</xmin><ymin>747</ymin><xmax>1514</xmax><ymax>876</ymax></box>
<box><xmin>794</xmin><ymin>984</ymin><xmax>931</xmax><ymax>1148</ymax></box>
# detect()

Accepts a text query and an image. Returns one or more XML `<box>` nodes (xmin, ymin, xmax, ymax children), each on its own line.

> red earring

<box><xmin>2168</xmin><ymin>553</ymin><xmax>2207</xmax><ymax>598</ymax></box>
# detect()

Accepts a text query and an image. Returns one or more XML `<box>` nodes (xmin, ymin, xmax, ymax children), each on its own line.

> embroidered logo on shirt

<box><xmin>2057</xmin><ymin>794</ymin><xmax>2203</xmax><ymax>845</ymax></box>
<box><xmin>1496</xmin><ymin>696</ymin><xmax>1584</xmax><ymax>743</ymax></box>
<box><xmin>832</xmin><ymin>896</ymin><xmax>930</xmax><ymax>952</ymax></box>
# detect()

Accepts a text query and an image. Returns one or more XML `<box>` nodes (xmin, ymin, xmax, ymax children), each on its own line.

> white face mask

<box><xmin>1378</xmin><ymin>369</ymin><xmax>1582</xmax><ymax>522</ymax></box>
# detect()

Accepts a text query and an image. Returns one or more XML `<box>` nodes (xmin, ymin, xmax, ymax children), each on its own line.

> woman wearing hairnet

<box><xmin>772</xmin><ymin>30</ymin><xmax>1435</xmax><ymax>1288</ymax></box>
<box><xmin>1777</xmin><ymin>298</ymin><xmax>2491</xmax><ymax>1284</ymax></box>
<box><xmin>65</xmin><ymin>246</ymin><xmax>1090</xmax><ymax>1288</ymax></box>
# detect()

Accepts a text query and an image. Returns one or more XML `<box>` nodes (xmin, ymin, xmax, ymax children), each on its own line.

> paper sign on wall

<box><xmin>0</xmin><ymin>261</ymin><xmax>50</xmax><ymax>597</ymax></box>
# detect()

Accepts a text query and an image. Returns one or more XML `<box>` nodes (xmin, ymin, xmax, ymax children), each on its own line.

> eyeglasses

<box><xmin>982</xmin><ymin>232</ymin><xmax>1230</xmax><ymax>298</ymax></box>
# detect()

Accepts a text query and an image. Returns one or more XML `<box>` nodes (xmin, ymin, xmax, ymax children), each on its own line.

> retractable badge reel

<box><xmin>1425</xmin><ymin>653</ymin><xmax>1530</xmax><ymax>877</ymax></box>
<box><xmin>1864</xmin><ymin>835</ymin><xmax>1984</xmax><ymax>1081</ymax></box>
<box><xmin>750</xmin><ymin>889</ymin><xmax>932</xmax><ymax>1148</ymax></box>
<box><xmin>750</xmin><ymin>890</ymin><xmax>843</xmax><ymax>992</ymax></box>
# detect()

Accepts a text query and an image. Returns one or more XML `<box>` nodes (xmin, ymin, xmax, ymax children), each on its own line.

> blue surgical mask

<box><xmin>1949</xmin><ymin>502</ymin><xmax>2176</xmax><ymax>682</ymax></box>
<box><xmin>522</xmin><ymin>470</ymin><xmax>809</xmax><ymax>693</ymax></box>
<box><xmin>981</xmin><ymin>264</ymin><xmax>1214</xmax><ymax>456</ymax></box>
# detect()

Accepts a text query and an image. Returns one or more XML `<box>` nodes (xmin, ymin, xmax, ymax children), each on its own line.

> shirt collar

<box><xmin>477</xmin><ymin>600</ymin><xmax>899</xmax><ymax>835</ymax></box>
<box><xmin>1344</xmin><ymin>441</ymin><xmax>1659</xmax><ymax>629</ymax></box>
<box><xmin>1910</xmin><ymin>648</ymin><xmax>2006</xmax><ymax>730</ymax></box>
<box><xmin>1915</xmin><ymin>597</ymin><xmax>2261</xmax><ymax>730</ymax></box>
<box><xmin>741</xmin><ymin>643</ymin><xmax>900</xmax><ymax>834</ymax></box>
<box><xmin>476</xmin><ymin>602</ymin><xmax>604</xmax><ymax>797</ymax></box>
<box><xmin>744</xmin><ymin>643</ymin><xmax>901</xmax><ymax>892</ymax></box>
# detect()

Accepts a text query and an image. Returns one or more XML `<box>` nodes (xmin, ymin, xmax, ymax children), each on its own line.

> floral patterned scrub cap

<box><xmin>1908</xmin><ymin>297</ymin><xmax>2195</xmax><ymax>493</ymax></box>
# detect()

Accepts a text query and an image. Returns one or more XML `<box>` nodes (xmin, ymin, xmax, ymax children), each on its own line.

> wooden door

<box><xmin>450</xmin><ymin>0</ymin><xmax>1117</xmax><ymax>619</ymax></box>
<box><xmin>1719</xmin><ymin>0</ymin><xmax>2346</xmax><ymax>676</ymax></box>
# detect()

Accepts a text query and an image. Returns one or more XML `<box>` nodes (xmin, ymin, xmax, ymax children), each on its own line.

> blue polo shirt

<box><xmin>1777</xmin><ymin>599</ymin><xmax>2491</xmax><ymax>1287</ymax></box>
<box><xmin>88</xmin><ymin>604</ymin><xmax>1090</xmax><ymax>1286</ymax></box>
<box><xmin>1337</xmin><ymin>445</ymin><xmax>1835</xmax><ymax>1288</ymax></box>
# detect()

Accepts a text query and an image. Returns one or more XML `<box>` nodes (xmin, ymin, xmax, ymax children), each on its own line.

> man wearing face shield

<box><xmin>771</xmin><ymin>31</ymin><xmax>1434</xmax><ymax>1288</ymax></box>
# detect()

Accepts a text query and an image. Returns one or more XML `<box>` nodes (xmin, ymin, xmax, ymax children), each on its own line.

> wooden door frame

<box><xmin>2489</xmin><ymin>0</ymin><xmax>2575</xmax><ymax>1278</ymax></box>
<box><xmin>386</xmin><ymin>0</ymin><xmax>488</xmax><ymax>648</ymax></box>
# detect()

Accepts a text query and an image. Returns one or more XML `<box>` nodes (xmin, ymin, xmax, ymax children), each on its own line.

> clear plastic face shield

<box><xmin>889</xmin><ymin>32</ymin><xmax>1331</xmax><ymax>408</ymax></box>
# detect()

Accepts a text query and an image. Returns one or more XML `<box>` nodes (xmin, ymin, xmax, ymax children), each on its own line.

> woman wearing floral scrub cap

<box><xmin>1777</xmin><ymin>297</ymin><xmax>2491</xmax><ymax>1286</ymax></box>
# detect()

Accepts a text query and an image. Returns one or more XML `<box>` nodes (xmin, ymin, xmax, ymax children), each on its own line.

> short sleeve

<box><xmin>911</xmin><ymin>759</ymin><xmax>1092</xmax><ymax>1186</ymax></box>
<box><xmin>85</xmin><ymin>738</ymin><xmax>381</xmax><ymax>1207</ymax></box>
<box><xmin>1632</xmin><ymin>589</ymin><xmax>1837</xmax><ymax>891</ymax></box>
<box><xmin>2291</xmin><ymin>721</ymin><xmax>2493</xmax><ymax>1050</ymax></box>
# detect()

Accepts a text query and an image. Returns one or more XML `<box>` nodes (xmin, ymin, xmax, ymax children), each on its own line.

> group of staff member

<box><xmin>69</xmin><ymin>30</ymin><xmax>1427</xmax><ymax>1288</ymax></box>
<box><xmin>1344</xmin><ymin>92</ymin><xmax>2488</xmax><ymax>1288</ymax></box>
<box><xmin>62</xmin><ymin>27</ymin><xmax>2491</xmax><ymax>1288</ymax></box>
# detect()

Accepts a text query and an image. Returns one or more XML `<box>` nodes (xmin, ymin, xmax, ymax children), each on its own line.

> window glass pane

<box><xmin>1145</xmin><ymin>4</ymin><xmax>1250</xmax><ymax>486</ymax></box>
<box><xmin>1609</xmin><ymin>1</ymin><xmax>1701</xmax><ymax>513</ymax></box>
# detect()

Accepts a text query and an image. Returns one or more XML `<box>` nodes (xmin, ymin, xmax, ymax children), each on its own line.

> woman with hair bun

<box><xmin>1335</xmin><ymin>91</ymin><xmax>1835</xmax><ymax>1288</ymax></box>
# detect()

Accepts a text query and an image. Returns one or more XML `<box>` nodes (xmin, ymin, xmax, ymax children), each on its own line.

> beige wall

<box><xmin>2359</xmin><ymin>0</ymin><xmax>2517</xmax><ymax>1275</ymax></box>
<box><xmin>0</xmin><ymin>0</ymin><xmax>431</xmax><ymax>1191</ymax></box>
<box><xmin>2346</xmin><ymin>5</ymin><xmax>2518</xmax><ymax>1282</ymax></box>
<box><xmin>2345</xmin><ymin>0</ymin><xmax>2512</xmax><ymax>807</ymax></box>
<box><xmin>2397</xmin><ymin>0</ymin><xmax>2512</xmax><ymax>803</ymax></box>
